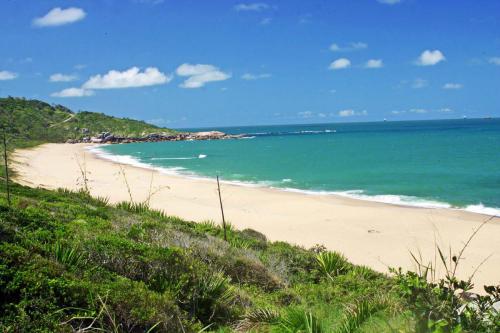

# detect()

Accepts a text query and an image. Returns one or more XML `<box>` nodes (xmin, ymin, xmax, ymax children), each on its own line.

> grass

<box><xmin>50</xmin><ymin>240</ymin><xmax>86</xmax><ymax>267</ymax></box>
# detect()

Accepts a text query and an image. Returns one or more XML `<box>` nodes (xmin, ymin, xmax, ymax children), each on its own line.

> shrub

<box><xmin>261</xmin><ymin>241</ymin><xmax>317</xmax><ymax>284</ymax></box>
<box><xmin>84</xmin><ymin>235</ymin><xmax>197</xmax><ymax>294</ymax></box>
<box><xmin>393</xmin><ymin>268</ymin><xmax>500</xmax><ymax>333</ymax></box>
<box><xmin>241</xmin><ymin>228</ymin><xmax>267</xmax><ymax>242</ymax></box>
<box><xmin>91</xmin><ymin>279</ymin><xmax>189</xmax><ymax>333</ymax></box>
<box><xmin>188</xmin><ymin>270</ymin><xmax>238</xmax><ymax>325</ymax></box>
<box><xmin>224</xmin><ymin>256</ymin><xmax>283</xmax><ymax>291</ymax></box>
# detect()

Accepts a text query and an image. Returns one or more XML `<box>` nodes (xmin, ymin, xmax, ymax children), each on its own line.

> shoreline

<box><xmin>88</xmin><ymin>144</ymin><xmax>499</xmax><ymax>217</ymax></box>
<box><xmin>13</xmin><ymin>143</ymin><xmax>500</xmax><ymax>289</ymax></box>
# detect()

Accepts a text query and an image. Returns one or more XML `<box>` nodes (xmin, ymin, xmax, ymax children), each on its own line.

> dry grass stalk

<box><xmin>75</xmin><ymin>153</ymin><xmax>90</xmax><ymax>194</ymax></box>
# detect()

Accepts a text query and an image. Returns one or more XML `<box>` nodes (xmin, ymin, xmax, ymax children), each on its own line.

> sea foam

<box><xmin>86</xmin><ymin>145</ymin><xmax>187</xmax><ymax>175</ymax></box>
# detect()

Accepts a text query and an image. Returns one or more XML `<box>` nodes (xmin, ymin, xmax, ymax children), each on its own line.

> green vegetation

<box><xmin>0</xmin><ymin>97</ymin><xmax>175</xmax><ymax>147</ymax></box>
<box><xmin>0</xmin><ymin>97</ymin><xmax>498</xmax><ymax>332</ymax></box>
<box><xmin>1</xmin><ymin>182</ymin><xmax>497</xmax><ymax>332</ymax></box>
<box><xmin>0</xmin><ymin>183</ymin><xmax>411</xmax><ymax>332</ymax></box>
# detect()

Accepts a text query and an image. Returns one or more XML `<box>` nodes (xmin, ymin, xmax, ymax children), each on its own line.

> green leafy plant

<box><xmin>336</xmin><ymin>297</ymin><xmax>389</xmax><ymax>333</ymax></box>
<box><xmin>392</xmin><ymin>215</ymin><xmax>499</xmax><ymax>333</ymax></box>
<box><xmin>235</xmin><ymin>308</ymin><xmax>281</xmax><ymax>332</ymax></box>
<box><xmin>279</xmin><ymin>308</ymin><xmax>326</xmax><ymax>333</ymax></box>
<box><xmin>228</xmin><ymin>236</ymin><xmax>252</xmax><ymax>250</ymax></box>
<box><xmin>315</xmin><ymin>251</ymin><xmax>350</xmax><ymax>281</ymax></box>
<box><xmin>191</xmin><ymin>269</ymin><xmax>237</xmax><ymax>324</ymax></box>
<box><xmin>51</xmin><ymin>240</ymin><xmax>85</xmax><ymax>267</ymax></box>
<box><xmin>116</xmin><ymin>200</ymin><xmax>151</xmax><ymax>214</ymax></box>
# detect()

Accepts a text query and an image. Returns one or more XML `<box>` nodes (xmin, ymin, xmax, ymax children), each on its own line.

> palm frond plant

<box><xmin>116</xmin><ymin>200</ymin><xmax>150</xmax><ymax>214</ymax></box>
<box><xmin>316</xmin><ymin>251</ymin><xmax>349</xmax><ymax>281</ymax></box>
<box><xmin>191</xmin><ymin>269</ymin><xmax>236</xmax><ymax>324</ymax></box>
<box><xmin>336</xmin><ymin>297</ymin><xmax>389</xmax><ymax>333</ymax></box>
<box><xmin>279</xmin><ymin>308</ymin><xmax>326</xmax><ymax>333</ymax></box>
<box><xmin>51</xmin><ymin>240</ymin><xmax>85</xmax><ymax>267</ymax></box>
<box><xmin>234</xmin><ymin>308</ymin><xmax>281</xmax><ymax>332</ymax></box>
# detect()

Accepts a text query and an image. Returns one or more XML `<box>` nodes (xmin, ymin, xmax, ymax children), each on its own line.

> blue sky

<box><xmin>1</xmin><ymin>0</ymin><xmax>499</xmax><ymax>128</ymax></box>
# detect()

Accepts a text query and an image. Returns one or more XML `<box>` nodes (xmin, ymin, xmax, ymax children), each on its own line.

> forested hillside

<box><xmin>0</xmin><ymin>97</ymin><xmax>175</xmax><ymax>147</ymax></box>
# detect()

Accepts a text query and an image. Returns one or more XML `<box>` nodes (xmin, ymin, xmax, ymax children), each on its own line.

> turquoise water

<box><xmin>96</xmin><ymin>119</ymin><xmax>500</xmax><ymax>215</ymax></box>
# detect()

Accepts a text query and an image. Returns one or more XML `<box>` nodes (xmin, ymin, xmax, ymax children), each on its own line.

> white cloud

<box><xmin>49</xmin><ymin>73</ymin><xmax>78</xmax><ymax>82</ymax></box>
<box><xmin>176</xmin><ymin>63</ymin><xmax>231</xmax><ymax>88</ymax></box>
<box><xmin>412</xmin><ymin>78</ymin><xmax>428</xmax><ymax>89</ymax></box>
<box><xmin>0</xmin><ymin>70</ymin><xmax>18</xmax><ymax>80</ymax></box>
<box><xmin>365</xmin><ymin>59</ymin><xmax>383</xmax><ymax>68</ymax></box>
<box><xmin>338</xmin><ymin>109</ymin><xmax>367</xmax><ymax>117</ymax></box>
<box><xmin>329</xmin><ymin>58</ymin><xmax>351</xmax><ymax>70</ymax></box>
<box><xmin>176</xmin><ymin>64</ymin><xmax>217</xmax><ymax>76</ymax></box>
<box><xmin>443</xmin><ymin>83</ymin><xmax>462</xmax><ymax>90</ymax></box>
<box><xmin>489</xmin><ymin>57</ymin><xmax>500</xmax><ymax>65</ymax></box>
<box><xmin>416</xmin><ymin>50</ymin><xmax>446</xmax><ymax>66</ymax></box>
<box><xmin>393</xmin><ymin>107</ymin><xmax>451</xmax><ymax>115</ymax></box>
<box><xmin>51</xmin><ymin>87</ymin><xmax>94</xmax><ymax>98</ymax></box>
<box><xmin>298</xmin><ymin>111</ymin><xmax>313</xmax><ymax>118</ymax></box>
<box><xmin>330</xmin><ymin>42</ymin><xmax>367</xmax><ymax>52</ymax></box>
<box><xmin>234</xmin><ymin>3</ymin><xmax>269</xmax><ymax>11</ymax></box>
<box><xmin>377</xmin><ymin>0</ymin><xmax>401</xmax><ymax>4</ymax></box>
<box><xmin>180</xmin><ymin>72</ymin><xmax>229</xmax><ymax>88</ymax></box>
<box><xmin>83</xmin><ymin>67</ymin><xmax>171</xmax><ymax>89</ymax></box>
<box><xmin>409</xmin><ymin>108</ymin><xmax>428</xmax><ymax>114</ymax></box>
<box><xmin>33</xmin><ymin>7</ymin><xmax>86</xmax><ymax>27</ymax></box>
<box><xmin>439</xmin><ymin>108</ymin><xmax>453</xmax><ymax>113</ymax></box>
<box><xmin>241</xmin><ymin>73</ymin><xmax>272</xmax><ymax>80</ymax></box>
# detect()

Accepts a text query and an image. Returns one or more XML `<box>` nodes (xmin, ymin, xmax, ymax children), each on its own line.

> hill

<box><xmin>0</xmin><ymin>97</ymin><xmax>176</xmax><ymax>147</ymax></box>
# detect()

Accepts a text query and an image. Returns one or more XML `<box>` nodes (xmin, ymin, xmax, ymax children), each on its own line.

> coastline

<box><xmin>13</xmin><ymin>143</ymin><xmax>500</xmax><ymax>289</ymax></box>
<box><xmin>89</xmin><ymin>143</ymin><xmax>500</xmax><ymax>216</ymax></box>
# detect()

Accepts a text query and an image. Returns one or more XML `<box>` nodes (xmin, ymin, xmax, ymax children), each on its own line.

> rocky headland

<box><xmin>66</xmin><ymin>130</ymin><xmax>245</xmax><ymax>144</ymax></box>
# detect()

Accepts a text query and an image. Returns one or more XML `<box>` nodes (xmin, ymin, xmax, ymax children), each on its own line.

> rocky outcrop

<box><xmin>68</xmin><ymin>131</ymin><xmax>245</xmax><ymax>144</ymax></box>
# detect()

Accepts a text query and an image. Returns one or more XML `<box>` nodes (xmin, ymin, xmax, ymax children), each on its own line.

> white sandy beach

<box><xmin>13</xmin><ymin>143</ymin><xmax>500</xmax><ymax>289</ymax></box>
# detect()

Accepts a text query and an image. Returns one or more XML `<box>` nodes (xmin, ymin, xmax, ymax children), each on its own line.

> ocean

<box><xmin>93</xmin><ymin>118</ymin><xmax>500</xmax><ymax>215</ymax></box>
